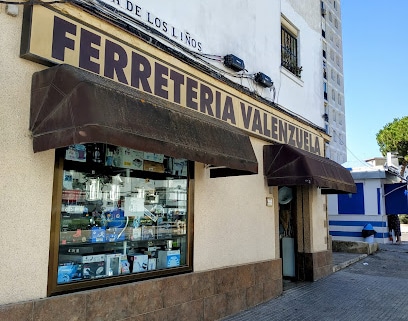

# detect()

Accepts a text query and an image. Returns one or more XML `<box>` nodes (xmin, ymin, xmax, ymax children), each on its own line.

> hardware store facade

<box><xmin>0</xmin><ymin>1</ymin><xmax>355</xmax><ymax>320</ymax></box>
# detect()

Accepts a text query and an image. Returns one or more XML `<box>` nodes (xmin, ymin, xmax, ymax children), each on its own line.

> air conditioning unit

<box><xmin>321</xmin><ymin>8</ymin><xmax>326</xmax><ymax>15</ymax></box>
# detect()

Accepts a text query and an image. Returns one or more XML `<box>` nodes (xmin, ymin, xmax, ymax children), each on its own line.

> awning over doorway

<box><xmin>263</xmin><ymin>144</ymin><xmax>356</xmax><ymax>194</ymax></box>
<box><xmin>30</xmin><ymin>64</ymin><xmax>258</xmax><ymax>174</ymax></box>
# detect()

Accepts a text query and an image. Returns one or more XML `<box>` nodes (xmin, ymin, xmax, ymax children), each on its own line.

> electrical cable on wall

<box><xmin>17</xmin><ymin>0</ymin><xmax>282</xmax><ymax>107</ymax></box>
<box><xmin>76</xmin><ymin>0</ymin><xmax>276</xmax><ymax>94</ymax></box>
<box><xmin>20</xmin><ymin>0</ymin><xmax>278</xmax><ymax>103</ymax></box>
<box><xmin>0</xmin><ymin>0</ymin><xmax>68</xmax><ymax>3</ymax></box>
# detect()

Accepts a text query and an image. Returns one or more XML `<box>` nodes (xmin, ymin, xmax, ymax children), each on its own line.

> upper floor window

<box><xmin>281</xmin><ymin>18</ymin><xmax>302</xmax><ymax>78</ymax></box>
<box><xmin>321</xmin><ymin>1</ymin><xmax>326</xmax><ymax>17</ymax></box>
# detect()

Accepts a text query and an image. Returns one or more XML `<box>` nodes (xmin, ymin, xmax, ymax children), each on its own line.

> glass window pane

<box><xmin>57</xmin><ymin>143</ymin><xmax>189</xmax><ymax>285</ymax></box>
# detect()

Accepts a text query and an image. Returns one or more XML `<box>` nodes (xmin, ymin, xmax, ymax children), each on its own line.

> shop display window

<box><xmin>49</xmin><ymin>143</ymin><xmax>191</xmax><ymax>294</ymax></box>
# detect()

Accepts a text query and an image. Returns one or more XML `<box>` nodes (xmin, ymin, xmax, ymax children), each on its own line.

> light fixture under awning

<box><xmin>30</xmin><ymin>64</ymin><xmax>258</xmax><ymax>174</ymax></box>
<box><xmin>263</xmin><ymin>144</ymin><xmax>356</xmax><ymax>194</ymax></box>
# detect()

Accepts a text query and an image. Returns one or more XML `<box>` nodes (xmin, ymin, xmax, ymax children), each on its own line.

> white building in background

<box><xmin>0</xmin><ymin>1</ymin><xmax>355</xmax><ymax>319</ymax></box>
<box><xmin>321</xmin><ymin>0</ymin><xmax>347</xmax><ymax>164</ymax></box>
<box><xmin>328</xmin><ymin>156</ymin><xmax>408</xmax><ymax>244</ymax></box>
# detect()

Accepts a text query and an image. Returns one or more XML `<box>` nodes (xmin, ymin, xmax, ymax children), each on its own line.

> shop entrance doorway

<box><xmin>279</xmin><ymin>186</ymin><xmax>298</xmax><ymax>284</ymax></box>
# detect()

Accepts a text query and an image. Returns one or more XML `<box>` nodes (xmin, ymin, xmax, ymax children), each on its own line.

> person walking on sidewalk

<box><xmin>388</xmin><ymin>214</ymin><xmax>402</xmax><ymax>244</ymax></box>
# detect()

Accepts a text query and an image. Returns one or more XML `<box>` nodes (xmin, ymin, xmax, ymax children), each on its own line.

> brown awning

<box><xmin>263</xmin><ymin>144</ymin><xmax>356</xmax><ymax>194</ymax></box>
<box><xmin>30</xmin><ymin>64</ymin><xmax>258</xmax><ymax>174</ymax></box>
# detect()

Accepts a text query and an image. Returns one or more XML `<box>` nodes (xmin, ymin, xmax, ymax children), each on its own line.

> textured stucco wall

<box><xmin>0</xmin><ymin>5</ymin><xmax>54</xmax><ymax>305</ymax></box>
<box><xmin>193</xmin><ymin>137</ymin><xmax>278</xmax><ymax>271</ymax></box>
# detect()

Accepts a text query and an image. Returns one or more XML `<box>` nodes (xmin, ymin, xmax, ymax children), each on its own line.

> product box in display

<box><xmin>105</xmin><ymin>253</ymin><xmax>122</xmax><ymax>276</ymax></box>
<box><xmin>82</xmin><ymin>254</ymin><xmax>106</xmax><ymax>279</ymax></box>
<box><xmin>60</xmin><ymin>253</ymin><xmax>106</xmax><ymax>279</ymax></box>
<box><xmin>144</xmin><ymin>246</ymin><xmax>157</xmax><ymax>258</ymax></box>
<box><xmin>143</xmin><ymin>160</ymin><xmax>165</xmax><ymax>173</ymax></box>
<box><xmin>109</xmin><ymin>147</ymin><xmax>144</xmax><ymax>170</ymax></box>
<box><xmin>60</xmin><ymin>230</ymin><xmax>91</xmax><ymax>244</ymax></box>
<box><xmin>171</xmin><ymin>159</ymin><xmax>188</xmax><ymax>176</ymax></box>
<box><xmin>105</xmin><ymin>227</ymin><xmax>125</xmax><ymax>242</ymax></box>
<box><xmin>120</xmin><ymin>256</ymin><xmax>130</xmax><ymax>274</ymax></box>
<box><xmin>124</xmin><ymin>197</ymin><xmax>145</xmax><ymax>217</ymax></box>
<box><xmin>148</xmin><ymin>258</ymin><xmax>157</xmax><ymax>271</ymax></box>
<box><xmin>143</xmin><ymin>152</ymin><xmax>164</xmax><ymax>163</ymax></box>
<box><xmin>130</xmin><ymin>227</ymin><xmax>142</xmax><ymax>241</ymax></box>
<box><xmin>128</xmin><ymin>254</ymin><xmax>149</xmax><ymax>273</ymax></box>
<box><xmin>65</xmin><ymin>144</ymin><xmax>86</xmax><ymax>162</ymax></box>
<box><xmin>157</xmin><ymin>222</ymin><xmax>173</xmax><ymax>239</ymax></box>
<box><xmin>106</xmin><ymin>209</ymin><xmax>126</xmax><ymax>228</ymax></box>
<box><xmin>57</xmin><ymin>263</ymin><xmax>82</xmax><ymax>284</ymax></box>
<box><xmin>91</xmin><ymin>227</ymin><xmax>106</xmax><ymax>243</ymax></box>
<box><xmin>141</xmin><ymin>225</ymin><xmax>156</xmax><ymax>240</ymax></box>
<box><xmin>157</xmin><ymin>250</ymin><xmax>180</xmax><ymax>269</ymax></box>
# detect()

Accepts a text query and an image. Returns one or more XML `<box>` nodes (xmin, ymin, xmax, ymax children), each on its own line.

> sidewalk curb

<box><xmin>332</xmin><ymin>254</ymin><xmax>367</xmax><ymax>272</ymax></box>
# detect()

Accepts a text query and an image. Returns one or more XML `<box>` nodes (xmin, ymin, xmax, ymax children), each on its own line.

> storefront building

<box><xmin>328</xmin><ymin>156</ymin><xmax>408</xmax><ymax>244</ymax></box>
<box><xmin>0</xmin><ymin>1</ymin><xmax>355</xmax><ymax>320</ymax></box>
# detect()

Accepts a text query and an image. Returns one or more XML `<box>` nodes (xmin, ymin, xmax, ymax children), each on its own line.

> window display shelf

<box><xmin>51</xmin><ymin>143</ymin><xmax>190</xmax><ymax>291</ymax></box>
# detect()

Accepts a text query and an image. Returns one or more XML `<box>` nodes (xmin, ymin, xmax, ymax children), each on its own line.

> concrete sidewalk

<box><xmin>222</xmin><ymin>241</ymin><xmax>408</xmax><ymax>321</ymax></box>
<box><xmin>332</xmin><ymin>251</ymin><xmax>368</xmax><ymax>272</ymax></box>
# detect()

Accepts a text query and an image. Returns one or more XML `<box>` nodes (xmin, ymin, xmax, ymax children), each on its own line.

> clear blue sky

<box><xmin>342</xmin><ymin>0</ymin><xmax>408</xmax><ymax>162</ymax></box>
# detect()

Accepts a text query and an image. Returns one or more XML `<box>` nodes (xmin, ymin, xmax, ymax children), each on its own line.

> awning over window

<box><xmin>30</xmin><ymin>64</ymin><xmax>258</xmax><ymax>174</ymax></box>
<box><xmin>263</xmin><ymin>144</ymin><xmax>356</xmax><ymax>194</ymax></box>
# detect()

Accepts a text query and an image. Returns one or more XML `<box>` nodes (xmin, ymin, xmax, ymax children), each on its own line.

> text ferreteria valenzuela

<box><xmin>22</xmin><ymin>5</ymin><xmax>324</xmax><ymax>156</ymax></box>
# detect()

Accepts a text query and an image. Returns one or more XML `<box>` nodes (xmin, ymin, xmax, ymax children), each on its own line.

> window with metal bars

<box><xmin>281</xmin><ymin>27</ymin><xmax>302</xmax><ymax>77</ymax></box>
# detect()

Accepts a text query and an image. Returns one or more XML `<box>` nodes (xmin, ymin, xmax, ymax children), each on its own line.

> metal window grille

<box><xmin>281</xmin><ymin>27</ymin><xmax>301</xmax><ymax>77</ymax></box>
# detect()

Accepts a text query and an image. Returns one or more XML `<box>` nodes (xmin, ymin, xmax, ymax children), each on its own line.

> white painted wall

<box><xmin>328</xmin><ymin>214</ymin><xmax>389</xmax><ymax>244</ymax></box>
<box><xmin>363</xmin><ymin>180</ymin><xmax>382</xmax><ymax>215</ymax></box>
<box><xmin>116</xmin><ymin>0</ymin><xmax>324</xmax><ymax>129</ymax></box>
<box><xmin>278</xmin><ymin>0</ymin><xmax>324</xmax><ymax>127</ymax></box>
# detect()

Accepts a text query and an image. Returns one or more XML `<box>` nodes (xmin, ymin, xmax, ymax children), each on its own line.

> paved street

<box><xmin>222</xmin><ymin>242</ymin><xmax>408</xmax><ymax>320</ymax></box>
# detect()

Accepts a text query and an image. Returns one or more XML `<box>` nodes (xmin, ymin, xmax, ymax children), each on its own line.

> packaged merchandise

<box><xmin>128</xmin><ymin>254</ymin><xmax>149</xmax><ymax>273</ymax></box>
<box><xmin>157</xmin><ymin>250</ymin><xmax>180</xmax><ymax>269</ymax></box>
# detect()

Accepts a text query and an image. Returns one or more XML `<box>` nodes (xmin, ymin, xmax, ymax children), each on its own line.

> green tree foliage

<box><xmin>376</xmin><ymin>116</ymin><xmax>408</xmax><ymax>175</ymax></box>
